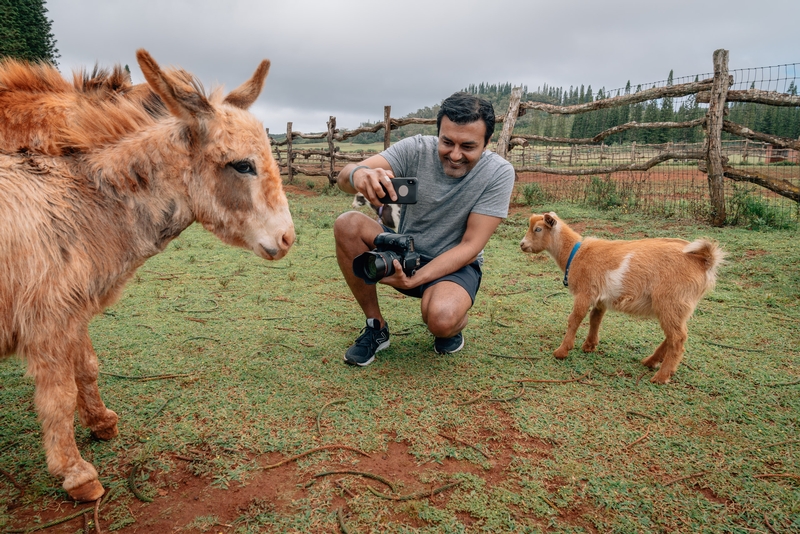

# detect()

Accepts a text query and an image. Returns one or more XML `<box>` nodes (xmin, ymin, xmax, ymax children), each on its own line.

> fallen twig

<box><xmin>173</xmin><ymin>300</ymin><xmax>219</xmax><ymax>313</ymax></box>
<box><xmin>753</xmin><ymin>473</ymin><xmax>800</xmax><ymax>482</ymax></box>
<box><xmin>334</xmin><ymin>479</ymin><xmax>357</xmax><ymax>498</ymax></box>
<box><xmin>0</xmin><ymin>467</ymin><xmax>25</xmax><ymax>497</ymax></box>
<box><xmin>513</xmin><ymin>370</ymin><xmax>591</xmax><ymax>384</ymax></box>
<box><xmin>455</xmin><ymin>392</ymin><xmax>485</xmax><ymax>406</ymax></box>
<box><xmin>93</xmin><ymin>497</ymin><xmax>102</xmax><ymax>534</ymax></box>
<box><xmin>367</xmin><ymin>480</ymin><xmax>461</xmax><ymax>501</ymax></box>
<box><xmin>6</xmin><ymin>488</ymin><xmax>115</xmax><ymax>533</ymax></box>
<box><xmin>316</xmin><ymin>399</ymin><xmax>347</xmax><ymax>436</ymax></box>
<box><xmin>622</xmin><ymin>425</ymin><xmax>651</xmax><ymax>450</ymax></box>
<box><xmin>663</xmin><ymin>471</ymin><xmax>708</xmax><ymax>486</ymax></box>
<box><xmin>542</xmin><ymin>291</ymin><xmax>567</xmax><ymax>304</ymax></box>
<box><xmin>100</xmin><ymin>372</ymin><xmax>194</xmax><ymax>381</ymax></box>
<box><xmin>636</xmin><ymin>371</ymin><xmax>648</xmax><ymax>386</ymax></box>
<box><xmin>703</xmin><ymin>340</ymin><xmax>765</xmax><ymax>352</ymax></box>
<box><xmin>626</xmin><ymin>411</ymin><xmax>656</xmax><ymax>421</ymax></box>
<box><xmin>263</xmin><ymin>445</ymin><xmax>370</xmax><ymax>469</ymax></box>
<box><xmin>762</xmin><ymin>378</ymin><xmax>800</xmax><ymax>387</ymax></box>
<box><xmin>743</xmin><ymin>439</ymin><xmax>799</xmax><ymax>453</ymax></box>
<box><xmin>312</xmin><ymin>470</ymin><xmax>396</xmax><ymax>492</ymax></box>
<box><xmin>184</xmin><ymin>336</ymin><xmax>220</xmax><ymax>343</ymax></box>
<box><xmin>439</xmin><ymin>433</ymin><xmax>491</xmax><ymax>459</ymax></box>
<box><xmin>129</xmin><ymin>463</ymin><xmax>153</xmax><ymax>502</ymax></box>
<box><xmin>539</xmin><ymin>495</ymin><xmax>563</xmax><ymax>515</ymax></box>
<box><xmin>488</xmin><ymin>353</ymin><xmax>540</xmax><ymax>361</ymax></box>
<box><xmin>337</xmin><ymin>508</ymin><xmax>352</xmax><ymax>534</ymax></box>
<box><xmin>764</xmin><ymin>513</ymin><xmax>780</xmax><ymax>534</ymax></box>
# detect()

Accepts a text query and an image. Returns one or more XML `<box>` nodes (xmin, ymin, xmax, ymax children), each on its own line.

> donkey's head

<box><xmin>136</xmin><ymin>50</ymin><xmax>294</xmax><ymax>260</ymax></box>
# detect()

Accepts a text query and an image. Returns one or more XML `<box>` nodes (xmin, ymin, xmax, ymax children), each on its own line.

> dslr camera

<box><xmin>353</xmin><ymin>233</ymin><xmax>422</xmax><ymax>284</ymax></box>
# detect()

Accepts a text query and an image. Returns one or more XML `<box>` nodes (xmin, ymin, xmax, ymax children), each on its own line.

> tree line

<box><xmin>341</xmin><ymin>73</ymin><xmax>799</xmax><ymax>147</ymax></box>
<box><xmin>0</xmin><ymin>0</ymin><xmax>59</xmax><ymax>64</ymax></box>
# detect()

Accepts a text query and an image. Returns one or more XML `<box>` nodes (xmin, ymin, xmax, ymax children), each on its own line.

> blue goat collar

<box><xmin>563</xmin><ymin>242</ymin><xmax>581</xmax><ymax>287</ymax></box>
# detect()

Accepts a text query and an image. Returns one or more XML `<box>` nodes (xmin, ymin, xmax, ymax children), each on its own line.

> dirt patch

<box><xmin>4</xmin><ymin>419</ymin><xmax>576</xmax><ymax>532</ymax></box>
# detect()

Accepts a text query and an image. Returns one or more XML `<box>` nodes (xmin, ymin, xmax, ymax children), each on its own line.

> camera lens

<box><xmin>365</xmin><ymin>252</ymin><xmax>396</xmax><ymax>280</ymax></box>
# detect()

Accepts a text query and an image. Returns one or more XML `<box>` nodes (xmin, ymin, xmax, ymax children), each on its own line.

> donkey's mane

<box><xmin>0</xmin><ymin>58</ymin><xmax>71</xmax><ymax>94</ymax></box>
<box><xmin>72</xmin><ymin>64</ymin><xmax>133</xmax><ymax>95</ymax></box>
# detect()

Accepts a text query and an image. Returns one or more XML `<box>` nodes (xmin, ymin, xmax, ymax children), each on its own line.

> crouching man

<box><xmin>334</xmin><ymin>92</ymin><xmax>515</xmax><ymax>366</ymax></box>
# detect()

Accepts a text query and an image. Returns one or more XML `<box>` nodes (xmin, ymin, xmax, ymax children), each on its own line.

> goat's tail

<box><xmin>684</xmin><ymin>239</ymin><xmax>725</xmax><ymax>288</ymax></box>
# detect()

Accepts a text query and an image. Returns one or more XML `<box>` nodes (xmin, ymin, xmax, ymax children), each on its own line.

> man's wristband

<box><xmin>349</xmin><ymin>165</ymin><xmax>370</xmax><ymax>189</ymax></box>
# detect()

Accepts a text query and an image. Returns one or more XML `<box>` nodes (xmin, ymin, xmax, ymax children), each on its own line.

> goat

<box><xmin>351</xmin><ymin>192</ymin><xmax>400</xmax><ymax>229</ymax></box>
<box><xmin>520</xmin><ymin>212</ymin><xmax>724</xmax><ymax>384</ymax></box>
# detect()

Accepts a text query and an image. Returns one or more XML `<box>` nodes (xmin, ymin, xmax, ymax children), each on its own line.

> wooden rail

<box><xmin>270</xmin><ymin>48</ymin><xmax>798</xmax><ymax>224</ymax></box>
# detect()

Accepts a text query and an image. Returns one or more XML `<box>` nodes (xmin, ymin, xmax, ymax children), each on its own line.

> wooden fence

<box><xmin>269</xmin><ymin>49</ymin><xmax>799</xmax><ymax>226</ymax></box>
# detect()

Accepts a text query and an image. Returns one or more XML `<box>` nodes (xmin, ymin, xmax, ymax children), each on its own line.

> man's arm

<box><xmin>381</xmin><ymin>212</ymin><xmax>503</xmax><ymax>290</ymax></box>
<box><xmin>337</xmin><ymin>156</ymin><xmax>399</xmax><ymax>205</ymax></box>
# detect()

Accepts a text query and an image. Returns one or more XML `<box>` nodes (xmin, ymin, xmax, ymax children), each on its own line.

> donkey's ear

<box><xmin>136</xmin><ymin>49</ymin><xmax>213</xmax><ymax>121</ymax></box>
<box><xmin>544</xmin><ymin>212</ymin><xmax>557</xmax><ymax>228</ymax></box>
<box><xmin>223</xmin><ymin>60</ymin><xmax>270</xmax><ymax>110</ymax></box>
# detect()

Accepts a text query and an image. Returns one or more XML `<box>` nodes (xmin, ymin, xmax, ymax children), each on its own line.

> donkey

<box><xmin>0</xmin><ymin>49</ymin><xmax>295</xmax><ymax>501</ymax></box>
<box><xmin>0</xmin><ymin>58</ymin><xmax>168</xmax><ymax>155</ymax></box>
<box><xmin>520</xmin><ymin>212</ymin><xmax>723</xmax><ymax>384</ymax></box>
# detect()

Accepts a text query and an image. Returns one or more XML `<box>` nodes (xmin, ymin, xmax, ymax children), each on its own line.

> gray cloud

<box><xmin>47</xmin><ymin>0</ymin><xmax>800</xmax><ymax>132</ymax></box>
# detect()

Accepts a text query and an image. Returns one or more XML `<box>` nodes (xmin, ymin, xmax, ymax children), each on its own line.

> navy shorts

<box><xmin>376</xmin><ymin>226</ymin><xmax>482</xmax><ymax>304</ymax></box>
<box><xmin>393</xmin><ymin>257</ymin><xmax>482</xmax><ymax>304</ymax></box>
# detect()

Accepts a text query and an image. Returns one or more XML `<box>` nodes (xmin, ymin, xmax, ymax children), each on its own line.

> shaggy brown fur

<box><xmin>0</xmin><ymin>58</ymin><xmax>169</xmax><ymax>155</ymax></box>
<box><xmin>0</xmin><ymin>50</ymin><xmax>295</xmax><ymax>501</ymax></box>
<box><xmin>520</xmin><ymin>212</ymin><xmax>724</xmax><ymax>384</ymax></box>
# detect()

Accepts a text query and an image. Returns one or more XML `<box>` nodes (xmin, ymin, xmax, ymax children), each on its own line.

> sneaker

<box><xmin>434</xmin><ymin>332</ymin><xmax>464</xmax><ymax>354</ymax></box>
<box><xmin>344</xmin><ymin>318</ymin><xmax>390</xmax><ymax>366</ymax></box>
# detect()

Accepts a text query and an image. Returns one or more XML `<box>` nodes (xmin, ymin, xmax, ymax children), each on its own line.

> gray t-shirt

<box><xmin>382</xmin><ymin>134</ymin><xmax>515</xmax><ymax>264</ymax></box>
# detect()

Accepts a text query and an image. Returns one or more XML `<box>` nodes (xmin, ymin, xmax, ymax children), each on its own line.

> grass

<box><xmin>1</xmin><ymin>179</ymin><xmax>798</xmax><ymax>533</ymax></box>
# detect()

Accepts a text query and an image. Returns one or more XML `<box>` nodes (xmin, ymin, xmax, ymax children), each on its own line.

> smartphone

<box><xmin>380</xmin><ymin>177</ymin><xmax>418</xmax><ymax>204</ymax></box>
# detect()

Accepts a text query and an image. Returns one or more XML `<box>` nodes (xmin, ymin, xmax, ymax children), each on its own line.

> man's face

<box><xmin>437</xmin><ymin>116</ymin><xmax>487</xmax><ymax>178</ymax></box>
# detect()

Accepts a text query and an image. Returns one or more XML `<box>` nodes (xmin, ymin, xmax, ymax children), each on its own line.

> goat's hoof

<box><xmin>650</xmin><ymin>372</ymin><xmax>671</xmax><ymax>385</ymax></box>
<box><xmin>67</xmin><ymin>479</ymin><xmax>105</xmax><ymax>502</ymax></box>
<box><xmin>581</xmin><ymin>342</ymin><xmax>597</xmax><ymax>353</ymax></box>
<box><xmin>553</xmin><ymin>349</ymin><xmax>569</xmax><ymax>359</ymax></box>
<box><xmin>641</xmin><ymin>356</ymin><xmax>661</xmax><ymax>368</ymax></box>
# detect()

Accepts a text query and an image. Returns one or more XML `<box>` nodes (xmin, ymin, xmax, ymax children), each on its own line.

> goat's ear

<box><xmin>544</xmin><ymin>213</ymin><xmax>557</xmax><ymax>228</ymax></box>
<box><xmin>224</xmin><ymin>60</ymin><xmax>270</xmax><ymax>110</ymax></box>
<box><xmin>136</xmin><ymin>49</ymin><xmax>213</xmax><ymax>121</ymax></box>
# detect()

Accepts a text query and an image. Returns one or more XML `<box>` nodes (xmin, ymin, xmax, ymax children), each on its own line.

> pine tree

<box><xmin>0</xmin><ymin>0</ymin><xmax>59</xmax><ymax>64</ymax></box>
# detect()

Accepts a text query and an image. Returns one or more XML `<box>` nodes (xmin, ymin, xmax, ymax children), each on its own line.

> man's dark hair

<box><xmin>436</xmin><ymin>92</ymin><xmax>495</xmax><ymax>145</ymax></box>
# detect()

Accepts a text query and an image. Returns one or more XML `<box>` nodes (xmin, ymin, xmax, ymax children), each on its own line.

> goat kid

<box><xmin>352</xmin><ymin>192</ymin><xmax>400</xmax><ymax>229</ymax></box>
<box><xmin>520</xmin><ymin>212</ymin><xmax>724</xmax><ymax>384</ymax></box>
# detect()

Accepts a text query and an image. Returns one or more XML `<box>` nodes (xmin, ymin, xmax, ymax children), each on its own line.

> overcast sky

<box><xmin>47</xmin><ymin>0</ymin><xmax>799</xmax><ymax>134</ymax></box>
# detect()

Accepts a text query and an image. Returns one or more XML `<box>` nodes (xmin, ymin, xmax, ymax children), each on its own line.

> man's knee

<box><xmin>423</xmin><ymin>283</ymin><xmax>471</xmax><ymax>337</ymax></box>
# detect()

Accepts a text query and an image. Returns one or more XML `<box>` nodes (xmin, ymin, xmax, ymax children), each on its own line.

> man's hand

<box><xmin>378</xmin><ymin>259</ymin><xmax>418</xmax><ymax>290</ymax></box>
<box><xmin>352</xmin><ymin>167</ymin><xmax>398</xmax><ymax>205</ymax></box>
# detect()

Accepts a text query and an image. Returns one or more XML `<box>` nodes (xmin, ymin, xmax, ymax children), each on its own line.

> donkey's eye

<box><xmin>230</xmin><ymin>160</ymin><xmax>256</xmax><ymax>175</ymax></box>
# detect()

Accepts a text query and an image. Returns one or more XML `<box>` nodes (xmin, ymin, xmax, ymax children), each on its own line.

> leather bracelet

<box><xmin>349</xmin><ymin>165</ymin><xmax>370</xmax><ymax>189</ymax></box>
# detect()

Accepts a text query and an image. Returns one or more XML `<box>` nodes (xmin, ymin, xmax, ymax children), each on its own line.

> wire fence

<box><xmin>506</xmin><ymin>59</ymin><xmax>799</xmax><ymax>229</ymax></box>
<box><xmin>272</xmin><ymin>51</ymin><xmax>799</xmax><ymax>229</ymax></box>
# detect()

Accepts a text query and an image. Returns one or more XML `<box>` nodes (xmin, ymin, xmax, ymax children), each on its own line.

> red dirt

<box><xmin>4</xmin><ymin>406</ymin><xmax>603</xmax><ymax>533</ymax></box>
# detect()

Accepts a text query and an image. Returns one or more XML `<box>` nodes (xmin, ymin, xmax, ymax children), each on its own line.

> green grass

<box><xmin>1</xmin><ymin>182</ymin><xmax>798</xmax><ymax>533</ymax></box>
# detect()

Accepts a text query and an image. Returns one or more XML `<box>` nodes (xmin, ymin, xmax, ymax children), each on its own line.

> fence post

<box><xmin>705</xmin><ymin>49</ymin><xmax>730</xmax><ymax>226</ymax></box>
<box><xmin>327</xmin><ymin>116</ymin><xmax>337</xmax><ymax>185</ymax></box>
<box><xmin>495</xmin><ymin>86</ymin><xmax>523</xmax><ymax>160</ymax></box>
<box><xmin>384</xmin><ymin>106</ymin><xmax>391</xmax><ymax>150</ymax></box>
<box><xmin>286</xmin><ymin>122</ymin><xmax>294</xmax><ymax>184</ymax></box>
